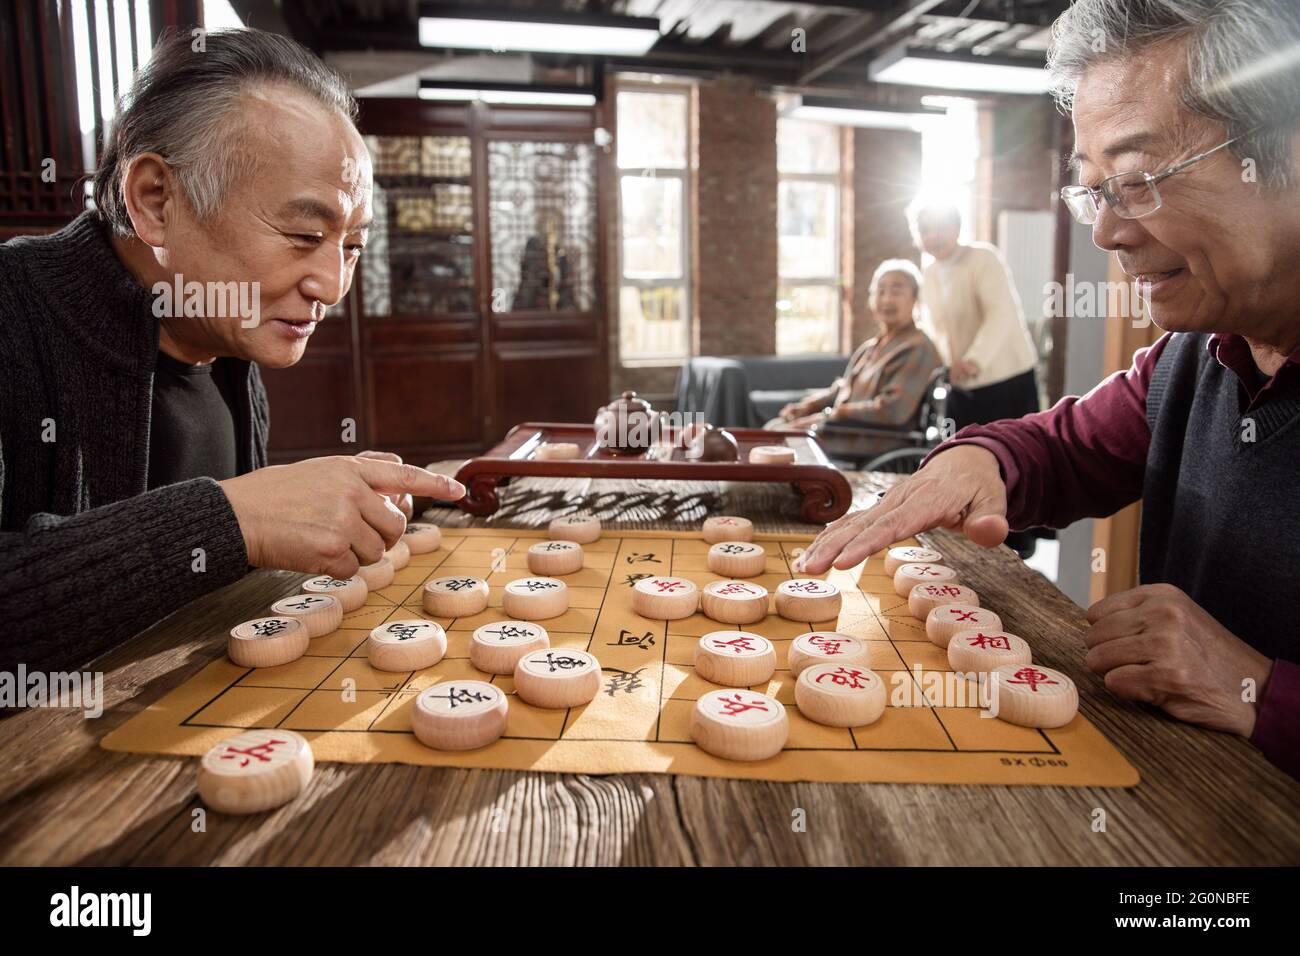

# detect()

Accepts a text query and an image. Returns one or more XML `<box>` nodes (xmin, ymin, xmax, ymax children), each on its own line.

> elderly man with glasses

<box><xmin>801</xmin><ymin>0</ymin><xmax>1300</xmax><ymax>779</ymax></box>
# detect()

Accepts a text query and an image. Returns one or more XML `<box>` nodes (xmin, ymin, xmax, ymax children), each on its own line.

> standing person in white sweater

<box><xmin>911</xmin><ymin>202</ymin><xmax>1040</xmax><ymax>429</ymax></box>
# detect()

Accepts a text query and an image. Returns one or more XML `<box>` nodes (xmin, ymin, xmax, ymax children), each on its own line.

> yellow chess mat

<box><xmin>102</xmin><ymin>528</ymin><xmax>1140</xmax><ymax>787</ymax></box>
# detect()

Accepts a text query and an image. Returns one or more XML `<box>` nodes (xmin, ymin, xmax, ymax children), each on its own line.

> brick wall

<box><xmin>693</xmin><ymin>77</ymin><xmax>779</xmax><ymax>358</ymax></box>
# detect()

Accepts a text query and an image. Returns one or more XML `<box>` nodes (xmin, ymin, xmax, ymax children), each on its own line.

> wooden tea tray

<box><xmin>452</xmin><ymin>422</ymin><xmax>853</xmax><ymax>522</ymax></box>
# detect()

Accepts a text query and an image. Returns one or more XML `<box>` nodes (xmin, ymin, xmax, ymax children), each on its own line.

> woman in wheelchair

<box><xmin>766</xmin><ymin>259</ymin><xmax>942</xmax><ymax>463</ymax></box>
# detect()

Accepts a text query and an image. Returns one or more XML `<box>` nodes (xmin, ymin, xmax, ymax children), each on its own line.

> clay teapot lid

<box><xmin>605</xmin><ymin>390</ymin><xmax>653</xmax><ymax>416</ymax></box>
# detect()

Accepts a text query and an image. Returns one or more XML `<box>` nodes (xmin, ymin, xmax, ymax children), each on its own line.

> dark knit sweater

<box><xmin>0</xmin><ymin>213</ymin><xmax>267</xmax><ymax>674</ymax></box>
<box><xmin>1141</xmin><ymin>332</ymin><xmax>1300</xmax><ymax>661</ymax></box>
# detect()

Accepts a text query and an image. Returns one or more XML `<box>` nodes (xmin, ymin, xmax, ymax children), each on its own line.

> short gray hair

<box><xmin>871</xmin><ymin>258</ymin><xmax>923</xmax><ymax>299</ymax></box>
<box><xmin>1046</xmin><ymin>0</ymin><xmax>1300</xmax><ymax>189</ymax></box>
<box><xmin>93</xmin><ymin>28</ymin><xmax>359</xmax><ymax>236</ymax></box>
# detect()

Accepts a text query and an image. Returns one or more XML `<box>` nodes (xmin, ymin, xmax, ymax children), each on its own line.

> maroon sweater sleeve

<box><xmin>1250</xmin><ymin>660</ymin><xmax>1300</xmax><ymax>780</ymax></box>
<box><xmin>920</xmin><ymin>333</ymin><xmax>1173</xmax><ymax>530</ymax></box>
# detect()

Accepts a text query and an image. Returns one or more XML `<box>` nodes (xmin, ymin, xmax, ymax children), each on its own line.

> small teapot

<box><xmin>685</xmin><ymin>423</ymin><xmax>739</xmax><ymax>462</ymax></box>
<box><xmin>596</xmin><ymin>391</ymin><xmax>659</xmax><ymax>454</ymax></box>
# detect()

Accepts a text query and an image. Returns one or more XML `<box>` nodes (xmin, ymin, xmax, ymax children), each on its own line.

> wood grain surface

<box><xmin>1</xmin><ymin>467</ymin><xmax>1296</xmax><ymax>865</ymax></box>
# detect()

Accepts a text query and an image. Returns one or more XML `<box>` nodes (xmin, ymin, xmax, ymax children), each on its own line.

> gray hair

<box><xmin>93</xmin><ymin>28</ymin><xmax>359</xmax><ymax>236</ymax></box>
<box><xmin>1046</xmin><ymin>0</ymin><xmax>1300</xmax><ymax>189</ymax></box>
<box><xmin>871</xmin><ymin>258</ymin><xmax>923</xmax><ymax>299</ymax></box>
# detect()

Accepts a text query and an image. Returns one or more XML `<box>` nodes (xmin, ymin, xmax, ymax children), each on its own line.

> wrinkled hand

<box><xmin>219</xmin><ymin>456</ymin><xmax>465</xmax><ymax>579</ymax></box>
<box><xmin>1085</xmin><ymin>583</ymin><xmax>1273</xmax><ymax>736</ymax></box>
<box><xmin>778</xmin><ymin>402</ymin><xmax>801</xmax><ymax>421</ymax></box>
<box><xmin>950</xmin><ymin>360</ymin><xmax>979</xmax><ymax>384</ymax></box>
<box><xmin>357</xmin><ymin>449</ymin><xmax>415</xmax><ymax>518</ymax></box>
<box><xmin>798</xmin><ymin>444</ymin><xmax>1008</xmax><ymax>572</ymax></box>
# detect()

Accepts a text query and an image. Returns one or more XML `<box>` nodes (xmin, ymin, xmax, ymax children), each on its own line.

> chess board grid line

<box><xmin>140</xmin><ymin>530</ymin><xmax>1132</xmax><ymax>775</ymax></box>
<box><xmin>174</xmin><ymin>720</ymin><xmax>1062</xmax><ymax>754</ymax></box>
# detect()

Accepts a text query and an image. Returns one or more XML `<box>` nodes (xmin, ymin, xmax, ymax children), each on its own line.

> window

<box><xmin>616</xmin><ymin>86</ymin><xmax>691</xmax><ymax>362</ymax></box>
<box><xmin>776</xmin><ymin>118</ymin><xmax>841</xmax><ymax>355</ymax></box>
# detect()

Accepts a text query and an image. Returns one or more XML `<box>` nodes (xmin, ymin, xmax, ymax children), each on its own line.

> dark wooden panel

<box><xmin>261</xmin><ymin>353</ymin><xmax>359</xmax><ymax>462</ymax></box>
<box><xmin>492</xmin><ymin>343</ymin><xmax>601</xmax><ymax>439</ymax></box>
<box><xmin>365</xmin><ymin>348</ymin><xmax>483</xmax><ymax>449</ymax></box>
<box><xmin>363</xmin><ymin>318</ymin><xmax>481</xmax><ymax>350</ymax></box>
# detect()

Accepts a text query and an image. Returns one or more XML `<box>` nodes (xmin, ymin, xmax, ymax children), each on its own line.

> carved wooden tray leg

<box><xmin>795</xmin><ymin>475</ymin><xmax>852</xmax><ymax>524</ymax></box>
<box><xmin>458</xmin><ymin>473</ymin><xmax>505</xmax><ymax>516</ymax></box>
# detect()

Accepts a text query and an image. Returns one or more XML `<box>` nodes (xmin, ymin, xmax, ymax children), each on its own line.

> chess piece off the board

<box><xmin>548</xmin><ymin>513</ymin><xmax>601</xmax><ymax>544</ymax></box>
<box><xmin>893</xmin><ymin>562</ymin><xmax>958</xmax><ymax>597</ymax></box>
<box><xmin>989</xmin><ymin>664</ymin><xmax>1078</xmax><ymax>728</ymax></box>
<box><xmin>423</xmin><ymin>576</ymin><xmax>490</xmax><ymax>617</ymax></box>
<box><xmin>749</xmin><ymin>444</ymin><xmax>795</xmax><ymax>465</ymax></box>
<box><xmin>795</xmin><ymin>663</ymin><xmax>886</xmax><ymax>727</ymax></box>
<box><xmin>536</xmin><ymin>441</ymin><xmax>580</xmax><ymax>460</ymax></box>
<box><xmin>302</xmin><ymin>574</ymin><xmax>367</xmax><ymax>613</ymax></box>
<box><xmin>707</xmin><ymin>541</ymin><xmax>766</xmax><ymax>577</ymax></box>
<box><xmin>908</xmin><ymin>582</ymin><xmax>979</xmax><ymax>621</ymax></box>
<box><xmin>228</xmin><ymin>617</ymin><xmax>308</xmax><ymax>667</ymax></box>
<box><xmin>787</xmin><ymin>631</ymin><xmax>868</xmax><ymax>676</ymax></box>
<box><xmin>411</xmin><ymin>680</ymin><xmax>508</xmax><ymax>751</ymax></box>
<box><xmin>502</xmin><ymin>576</ymin><xmax>569</xmax><ymax>620</ymax></box>
<box><xmin>197</xmin><ymin>729</ymin><xmax>313</xmax><ymax>814</ymax></box>
<box><xmin>513</xmin><ymin>648</ymin><xmax>602</xmax><ymax>708</ymax></box>
<box><xmin>632</xmin><ymin>575</ymin><xmax>699</xmax><ymax>620</ymax></box>
<box><xmin>527</xmin><ymin>540</ymin><xmax>584</xmax><ymax>575</ymax></box>
<box><xmin>700</xmin><ymin>579</ymin><xmax>769</xmax><ymax>625</ymax></box>
<box><xmin>690</xmin><ymin>689</ymin><xmax>788</xmax><ymax>762</ymax></box>
<box><xmin>471</xmin><ymin>620</ymin><xmax>550</xmax><ymax>674</ymax></box>
<box><xmin>702</xmin><ymin>515</ymin><xmax>753</xmax><ymax>543</ymax></box>
<box><xmin>269</xmin><ymin>593</ymin><xmax>342</xmax><ymax>638</ymax></box>
<box><xmin>403</xmin><ymin>522</ymin><xmax>442</xmax><ymax>554</ymax></box>
<box><xmin>926</xmin><ymin>604</ymin><xmax>1002</xmax><ymax>648</ymax></box>
<box><xmin>948</xmin><ymin>630</ymin><xmax>1031</xmax><ymax>675</ymax></box>
<box><xmin>695</xmin><ymin>631</ymin><xmax>777</xmax><ymax>686</ymax></box>
<box><xmin>884</xmin><ymin>546</ymin><xmax>944</xmax><ymax>577</ymax></box>
<box><xmin>367</xmin><ymin>620</ymin><xmax>447</xmax><ymax>671</ymax></box>
<box><xmin>357</xmin><ymin>556</ymin><xmax>395</xmax><ymax>591</ymax></box>
<box><xmin>774</xmin><ymin>578</ymin><xmax>842</xmax><ymax>622</ymax></box>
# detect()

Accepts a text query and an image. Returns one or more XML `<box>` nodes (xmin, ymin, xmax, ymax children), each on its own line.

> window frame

<box><xmin>776</xmin><ymin>118</ymin><xmax>843</xmax><ymax>356</ymax></box>
<box><xmin>615</xmin><ymin>80</ymin><xmax>693</xmax><ymax>365</ymax></box>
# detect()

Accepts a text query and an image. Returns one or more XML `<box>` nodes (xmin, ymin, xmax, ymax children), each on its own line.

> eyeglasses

<box><xmin>1060</xmin><ymin>134</ymin><xmax>1244</xmax><ymax>225</ymax></box>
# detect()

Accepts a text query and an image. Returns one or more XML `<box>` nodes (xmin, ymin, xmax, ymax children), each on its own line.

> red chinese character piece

<box><xmin>1006</xmin><ymin>667</ymin><xmax>1058</xmax><ymax>692</ymax></box>
<box><xmin>716</xmin><ymin>693</ymin><xmax>770</xmax><ymax>717</ymax></box>
<box><xmin>966</xmin><ymin>632</ymin><xmax>1010</xmax><ymax>650</ymax></box>
<box><xmin>814</xmin><ymin>667</ymin><xmax>869</xmax><ymax>689</ymax></box>
<box><xmin>219</xmin><ymin>738</ymin><xmax>287</xmax><ymax>768</ymax></box>
<box><xmin>712</xmin><ymin>636</ymin><xmax>757</xmax><ymax>654</ymax></box>
<box><xmin>808</xmin><ymin>635</ymin><xmax>845</xmax><ymax>655</ymax></box>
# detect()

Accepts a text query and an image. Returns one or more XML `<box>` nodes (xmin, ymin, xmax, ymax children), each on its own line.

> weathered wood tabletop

<box><xmin>2</xmin><ymin>467</ymin><xmax>1296</xmax><ymax>866</ymax></box>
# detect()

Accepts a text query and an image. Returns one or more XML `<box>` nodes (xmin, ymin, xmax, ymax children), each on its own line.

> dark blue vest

<box><xmin>1142</xmin><ymin>333</ymin><xmax>1300</xmax><ymax>662</ymax></box>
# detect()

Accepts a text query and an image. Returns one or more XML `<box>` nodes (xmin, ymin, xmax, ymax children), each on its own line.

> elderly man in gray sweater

<box><xmin>0</xmin><ymin>29</ymin><xmax>463</xmax><ymax>675</ymax></box>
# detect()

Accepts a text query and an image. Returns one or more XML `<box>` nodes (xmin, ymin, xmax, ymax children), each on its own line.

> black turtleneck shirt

<box><xmin>148</xmin><ymin>351</ymin><xmax>240</xmax><ymax>488</ymax></box>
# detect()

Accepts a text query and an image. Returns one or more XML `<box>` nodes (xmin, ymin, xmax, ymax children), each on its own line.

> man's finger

<box><xmin>1102</xmin><ymin>662</ymin><xmax>1160</xmax><ymax>705</ymax></box>
<box><xmin>1085</xmin><ymin>632</ymin><xmax>1159</xmax><ymax>675</ymax></box>
<box><xmin>831</xmin><ymin>498</ymin><xmax>943</xmax><ymax>569</ymax></box>
<box><xmin>1087</xmin><ymin>586</ymin><xmax>1156</xmax><ymax>624</ymax></box>
<box><xmin>359</xmin><ymin>488</ymin><xmax>408</xmax><ymax>549</ymax></box>
<box><xmin>1082</xmin><ymin>606</ymin><xmax>1148</xmax><ymax>648</ymax></box>
<box><xmin>800</xmin><ymin>493</ymin><xmax>904</xmax><ymax>571</ymax></box>
<box><xmin>961</xmin><ymin>485</ymin><xmax>1008</xmax><ymax>548</ymax></box>
<box><xmin>353</xmin><ymin>458</ymin><xmax>466</xmax><ymax>500</ymax></box>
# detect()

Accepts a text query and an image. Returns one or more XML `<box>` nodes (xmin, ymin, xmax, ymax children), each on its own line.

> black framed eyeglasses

<box><xmin>1061</xmin><ymin>134</ymin><xmax>1245</xmax><ymax>225</ymax></box>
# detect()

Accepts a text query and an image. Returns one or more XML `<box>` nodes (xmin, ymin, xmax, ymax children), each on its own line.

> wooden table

<box><xmin>2</xmin><ymin>467</ymin><xmax>1297</xmax><ymax>866</ymax></box>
